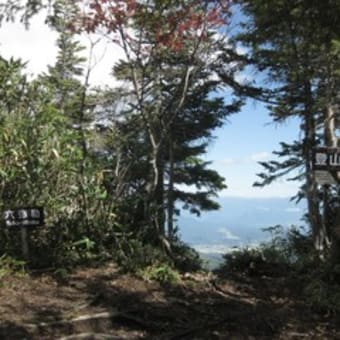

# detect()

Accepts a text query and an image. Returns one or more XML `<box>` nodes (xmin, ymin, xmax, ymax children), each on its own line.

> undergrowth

<box><xmin>0</xmin><ymin>254</ymin><xmax>26</xmax><ymax>283</ymax></box>
<box><xmin>216</xmin><ymin>225</ymin><xmax>340</xmax><ymax>313</ymax></box>
<box><xmin>139</xmin><ymin>263</ymin><xmax>181</xmax><ymax>285</ymax></box>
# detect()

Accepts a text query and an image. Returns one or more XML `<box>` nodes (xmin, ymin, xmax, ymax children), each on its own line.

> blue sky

<box><xmin>207</xmin><ymin>100</ymin><xmax>302</xmax><ymax>198</ymax></box>
<box><xmin>0</xmin><ymin>14</ymin><xmax>303</xmax><ymax>199</ymax></box>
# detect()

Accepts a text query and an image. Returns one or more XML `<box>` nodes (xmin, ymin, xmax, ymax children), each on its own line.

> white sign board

<box><xmin>314</xmin><ymin>170</ymin><xmax>337</xmax><ymax>185</ymax></box>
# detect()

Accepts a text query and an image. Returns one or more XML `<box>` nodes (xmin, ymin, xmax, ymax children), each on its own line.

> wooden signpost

<box><xmin>314</xmin><ymin>170</ymin><xmax>337</xmax><ymax>185</ymax></box>
<box><xmin>312</xmin><ymin>147</ymin><xmax>340</xmax><ymax>185</ymax></box>
<box><xmin>2</xmin><ymin>207</ymin><xmax>44</xmax><ymax>260</ymax></box>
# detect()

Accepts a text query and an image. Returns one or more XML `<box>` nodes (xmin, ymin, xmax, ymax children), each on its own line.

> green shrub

<box><xmin>304</xmin><ymin>278</ymin><xmax>340</xmax><ymax>313</ymax></box>
<box><xmin>217</xmin><ymin>245</ymin><xmax>290</xmax><ymax>277</ymax></box>
<box><xmin>141</xmin><ymin>263</ymin><xmax>180</xmax><ymax>285</ymax></box>
<box><xmin>301</xmin><ymin>261</ymin><xmax>340</xmax><ymax>313</ymax></box>
<box><xmin>171</xmin><ymin>239</ymin><xmax>202</xmax><ymax>272</ymax></box>
<box><xmin>112</xmin><ymin>235</ymin><xmax>169</xmax><ymax>272</ymax></box>
<box><xmin>217</xmin><ymin>225</ymin><xmax>314</xmax><ymax>277</ymax></box>
<box><xmin>0</xmin><ymin>254</ymin><xmax>26</xmax><ymax>280</ymax></box>
<box><xmin>110</xmin><ymin>231</ymin><xmax>202</xmax><ymax>273</ymax></box>
<box><xmin>216</xmin><ymin>224</ymin><xmax>340</xmax><ymax>313</ymax></box>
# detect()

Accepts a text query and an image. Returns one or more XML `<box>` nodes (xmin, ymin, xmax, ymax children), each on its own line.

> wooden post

<box><xmin>20</xmin><ymin>227</ymin><xmax>29</xmax><ymax>261</ymax></box>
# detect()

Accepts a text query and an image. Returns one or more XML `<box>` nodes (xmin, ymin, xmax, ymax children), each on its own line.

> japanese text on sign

<box><xmin>3</xmin><ymin>207</ymin><xmax>44</xmax><ymax>227</ymax></box>
<box><xmin>313</xmin><ymin>147</ymin><xmax>340</xmax><ymax>171</ymax></box>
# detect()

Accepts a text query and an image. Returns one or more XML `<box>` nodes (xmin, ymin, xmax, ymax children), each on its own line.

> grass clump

<box><xmin>140</xmin><ymin>263</ymin><xmax>181</xmax><ymax>285</ymax></box>
<box><xmin>0</xmin><ymin>254</ymin><xmax>26</xmax><ymax>280</ymax></box>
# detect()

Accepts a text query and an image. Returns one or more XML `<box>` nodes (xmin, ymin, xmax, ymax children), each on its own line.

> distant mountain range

<box><xmin>177</xmin><ymin>196</ymin><xmax>306</xmax><ymax>255</ymax></box>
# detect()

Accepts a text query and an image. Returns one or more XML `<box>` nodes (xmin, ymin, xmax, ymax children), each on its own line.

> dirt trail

<box><xmin>0</xmin><ymin>263</ymin><xmax>339</xmax><ymax>339</ymax></box>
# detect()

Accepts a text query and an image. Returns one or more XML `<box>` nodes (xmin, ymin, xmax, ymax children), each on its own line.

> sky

<box><xmin>208</xmin><ymin>101</ymin><xmax>302</xmax><ymax>198</ymax></box>
<box><xmin>0</xmin><ymin>13</ymin><xmax>303</xmax><ymax>199</ymax></box>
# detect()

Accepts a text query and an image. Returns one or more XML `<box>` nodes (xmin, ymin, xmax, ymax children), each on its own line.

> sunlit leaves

<box><xmin>73</xmin><ymin>0</ymin><xmax>231</xmax><ymax>53</ymax></box>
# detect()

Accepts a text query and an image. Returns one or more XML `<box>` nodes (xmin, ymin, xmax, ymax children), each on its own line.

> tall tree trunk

<box><xmin>155</xmin><ymin>149</ymin><xmax>165</xmax><ymax>236</ymax></box>
<box><xmin>167</xmin><ymin>133</ymin><xmax>175</xmax><ymax>240</ymax></box>
<box><xmin>145</xmin><ymin>136</ymin><xmax>166</xmax><ymax>238</ymax></box>
<box><xmin>325</xmin><ymin>103</ymin><xmax>340</xmax><ymax>262</ymax></box>
<box><xmin>325</xmin><ymin>104</ymin><xmax>338</xmax><ymax>147</ymax></box>
<box><xmin>304</xmin><ymin>81</ymin><xmax>326</xmax><ymax>254</ymax></box>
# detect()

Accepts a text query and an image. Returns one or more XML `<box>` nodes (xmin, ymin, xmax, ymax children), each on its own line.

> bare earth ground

<box><xmin>0</xmin><ymin>263</ymin><xmax>339</xmax><ymax>339</ymax></box>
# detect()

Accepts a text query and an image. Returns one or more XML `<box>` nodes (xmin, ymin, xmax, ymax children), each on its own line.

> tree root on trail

<box><xmin>25</xmin><ymin>310</ymin><xmax>155</xmax><ymax>337</ymax></box>
<box><xmin>210</xmin><ymin>280</ymin><xmax>254</xmax><ymax>301</ymax></box>
<box><xmin>58</xmin><ymin>333</ymin><xmax>126</xmax><ymax>340</ymax></box>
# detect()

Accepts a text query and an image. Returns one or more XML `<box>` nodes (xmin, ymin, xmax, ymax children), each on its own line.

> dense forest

<box><xmin>0</xmin><ymin>1</ymin><xmax>340</xmax><ymax>337</ymax></box>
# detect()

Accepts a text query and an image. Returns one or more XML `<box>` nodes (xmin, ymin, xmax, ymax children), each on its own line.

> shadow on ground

<box><xmin>0</xmin><ymin>264</ymin><xmax>339</xmax><ymax>339</ymax></box>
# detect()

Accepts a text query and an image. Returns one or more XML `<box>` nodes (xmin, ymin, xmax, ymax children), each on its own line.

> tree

<box><xmin>0</xmin><ymin>0</ymin><xmax>243</xmax><ymax>268</ymax></box>
<box><xmin>42</xmin><ymin>0</ymin><xmax>86</xmax><ymax>120</ymax></box>
<box><xmin>164</xmin><ymin>67</ymin><xmax>241</xmax><ymax>238</ymax></box>
<box><xmin>0</xmin><ymin>0</ymin><xmax>59</xmax><ymax>27</ymax></box>
<box><xmin>74</xmin><ymin>0</ymin><xmax>234</xmax><ymax>240</ymax></box>
<box><xmin>236</xmin><ymin>0</ymin><xmax>340</xmax><ymax>254</ymax></box>
<box><xmin>0</xmin><ymin>53</ymin><xmax>84</xmax><ymax>264</ymax></box>
<box><xmin>0</xmin><ymin>0</ymin><xmax>115</xmax><ymax>265</ymax></box>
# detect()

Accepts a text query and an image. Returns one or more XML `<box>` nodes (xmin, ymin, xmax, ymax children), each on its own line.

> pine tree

<box><xmin>165</xmin><ymin>71</ymin><xmax>241</xmax><ymax>238</ymax></box>
<box><xmin>78</xmin><ymin>0</ymin><xmax>234</xmax><ymax>242</ymax></box>
<box><xmin>237</xmin><ymin>0</ymin><xmax>340</xmax><ymax>254</ymax></box>
<box><xmin>38</xmin><ymin>0</ymin><xmax>98</xmax><ymax>238</ymax></box>
<box><xmin>41</xmin><ymin>0</ymin><xmax>85</xmax><ymax>119</ymax></box>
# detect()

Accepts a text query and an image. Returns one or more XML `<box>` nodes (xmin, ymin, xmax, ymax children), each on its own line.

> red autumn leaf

<box><xmin>74</xmin><ymin>0</ymin><xmax>231</xmax><ymax>52</ymax></box>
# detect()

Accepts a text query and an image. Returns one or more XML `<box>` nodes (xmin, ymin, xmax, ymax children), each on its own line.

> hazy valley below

<box><xmin>178</xmin><ymin>196</ymin><xmax>306</xmax><ymax>266</ymax></box>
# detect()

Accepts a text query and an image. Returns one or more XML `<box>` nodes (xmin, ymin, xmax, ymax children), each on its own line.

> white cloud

<box><xmin>285</xmin><ymin>207</ymin><xmax>302</xmax><ymax>213</ymax></box>
<box><xmin>250</xmin><ymin>151</ymin><xmax>271</xmax><ymax>162</ymax></box>
<box><xmin>256</xmin><ymin>206</ymin><xmax>270</xmax><ymax>212</ymax></box>
<box><xmin>234</xmin><ymin>71</ymin><xmax>254</xmax><ymax>85</ymax></box>
<box><xmin>218</xmin><ymin>152</ymin><xmax>271</xmax><ymax>168</ymax></box>
<box><xmin>235</xmin><ymin>45</ymin><xmax>248</xmax><ymax>56</ymax></box>
<box><xmin>0</xmin><ymin>15</ymin><xmax>57</xmax><ymax>76</ymax></box>
<box><xmin>0</xmin><ymin>13</ymin><xmax>124</xmax><ymax>87</ymax></box>
<box><xmin>221</xmin><ymin>157</ymin><xmax>236</xmax><ymax>166</ymax></box>
<box><xmin>192</xmin><ymin>242</ymin><xmax>260</xmax><ymax>254</ymax></box>
<box><xmin>218</xmin><ymin>180</ymin><xmax>299</xmax><ymax>199</ymax></box>
<box><xmin>218</xmin><ymin>227</ymin><xmax>240</xmax><ymax>240</ymax></box>
<box><xmin>192</xmin><ymin>244</ymin><xmax>236</xmax><ymax>254</ymax></box>
<box><xmin>215</xmin><ymin>157</ymin><xmax>299</xmax><ymax>199</ymax></box>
